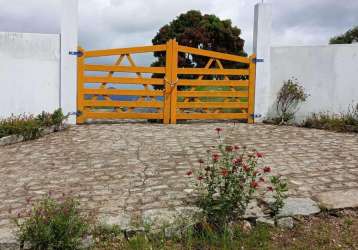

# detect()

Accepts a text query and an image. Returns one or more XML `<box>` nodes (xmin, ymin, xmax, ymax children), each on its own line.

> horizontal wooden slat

<box><xmin>83</xmin><ymin>89</ymin><xmax>164</xmax><ymax>96</ymax></box>
<box><xmin>84</xmin><ymin>64</ymin><xmax>165</xmax><ymax>74</ymax></box>
<box><xmin>83</xmin><ymin>100</ymin><xmax>163</xmax><ymax>108</ymax></box>
<box><xmin>83</xmin><ymin>111</ymin><xmax>163</xmax><ymax>120</ymax></box>
<box><xmin>178</xmin><ymin>45</ymin><xmax>250</xmax><ymax>64</ymax></box>
<box><xmin>178</xmin><ymin>91</ymin><xmax>248</xmax><ymax>97</ymax></box>
<box><xmin>177</xmin><ymin>102</ymin><xmax>248</xmax><ymax>109</ymax></box>
<box><xmin>83</xmin><ymin>76</ymin><xmax>165</xmax><ymax>85</ymax></box>
<box><xmin>177</xmin><ymin>79</ymin><xmax>249</xmax><ymax>87</ymax></box>
<box><xmin>176</xmin><ymin>113</ymin><xmax>248</xmax><ymax>120</ymax></box>
<box><xmin>177</xmin><ymin>68</ymin><xmax>249</xmax><ymax>75</ymax></box>
<box><xmin>84</xmin><ymin>44</ymin><xmax>166</xmax><ymax>58</ymax></box>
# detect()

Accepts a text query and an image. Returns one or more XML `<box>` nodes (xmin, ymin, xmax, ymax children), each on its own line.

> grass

<box><xmin>0</xmin><ymin>108</ymin><xmax>67</xmax><ymax>140</ymax></box>
<box><xmin>301</xmin><ymin>104</ymin><xmax>358</xmax><ymax>133</ymax></box>
<box><xmin>92</xmin><ymin>209</ymin><xmax>358</xmax><ymax>250</ymax></box>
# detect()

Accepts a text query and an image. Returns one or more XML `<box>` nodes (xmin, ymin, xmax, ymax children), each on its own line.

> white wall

<box><xmin>269</xmin><ymin>44</ymin><xmax>358</xmax><ymax>121</ymax></box>
<box><xmin>0</xmin><ymin>32</ymin><xmax>60</xmax><ymax>118</ymax></box>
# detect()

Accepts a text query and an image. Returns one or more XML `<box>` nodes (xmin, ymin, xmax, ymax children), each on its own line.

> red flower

<box><xmin>234</xmin><ymin>145</ymin><xmax>240</xmax><ymax>150</ymax></box>
<box><xmin>197</xmin><ymin>176</ymin><xmax>204</xmax><ymax>181</ymax></box>
<box><xmin>256</xmin><ymin>152</ymin><xmax>264</xmax><ymax>158</ymax></box>
<box><xmin>186</xmin><ymin>170</ymin><xmax>193</xmax><ymax>176</ymax></box>
<box><xmin>212</xmin><ymin>153</ymin><xmax>220</xmax><ymax>162</ymax></box>
<box><xmin>198</xmin><ymin>159</ymin><xmax>204</xmax><ymax>164</ymax></box>
<box><xmin>267</xmin><ymin>186</ymin><xmax>273</xmax><ymax>192</ymax></box>
<box><xmin>243</xmin><ymin>164</ymin><xmax>250</xmax><ymax>172</ymax></box>
<box><xmin>225</xmin><ymin>146</ymin><xmax>233</xmax><ymax>152</ymax></box>
<box><xmin>215</xmin><ymin>128</ymin><xmax>223</xmax><ymax>133</ymax></box>
<box><xmin>259</xmin><ymin>177</ymin><xmax>265</xmax><ymax>182</ymax></box>
<box><xmin>263</xmin><ymin>166</ymin><xmax>271</xmax><ymax>173</ymax></box>
<box><xmin>221</xmin><ymin>169</ymin><xmax>229</xmax><ymax>177</ymax></box>
<box><xmin>250</xmin><ymin>181</ymin><xmax>259</xmax><ymax>189</ymax></box>
<box><xmin>232</xmin><ymin>157</ymin><xmax>242</xmax><ymax>165</ymax></box>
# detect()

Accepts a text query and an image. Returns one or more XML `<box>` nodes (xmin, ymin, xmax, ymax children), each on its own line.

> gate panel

<box><xmin>170</xmin><ymin>41</ymin><xmax>256</xmax><ymax>124</ymax></box>
<box><xmin>76</xmin><ymin>44</ymin><xmax>169</xmax><ymax>124</ymax></box>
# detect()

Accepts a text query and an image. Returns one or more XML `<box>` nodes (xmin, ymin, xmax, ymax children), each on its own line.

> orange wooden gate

<box><xmin>77</xmin><ymin>39</ymin><xmax>256</xmax><ymax>124</ymax></box>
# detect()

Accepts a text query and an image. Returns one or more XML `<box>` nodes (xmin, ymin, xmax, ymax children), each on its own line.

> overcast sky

<box><xmin>0</xmin><ymin>0</ymin><xmax>357</xmax><ymax>54</ymax></box>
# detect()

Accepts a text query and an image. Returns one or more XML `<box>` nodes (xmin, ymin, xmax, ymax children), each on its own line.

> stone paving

<box><xmin>0</xmin><ymin>123</ymin><xmax>358</xmax><ymax>240</ymax></box>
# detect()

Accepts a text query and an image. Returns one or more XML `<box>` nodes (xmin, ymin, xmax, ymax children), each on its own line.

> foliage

<box><xmin>302</xmin><ymin>103</ymin><xmax>358</xmax><ymax>133</ymax></box>
<box><xmin>330</xmin><ymin>26</ymin><xmax>358</xmax><ymax>44</ymax></box>
<box><xmin>273</xmin><ymin>78</ymin><xmax>308</xmax><ymax>124</ymax></box>
<box><xmin>186</xmin><ymin>128</ymin><xmax>288</xmax><ymax>227</ymax></box>
<box><xmin>151</xmin><ymin>10</ymin><xmax>247</xmax><ymax>89</ymax></box>
<box><xmin>15</xmin><ymin>195</ymin><xmax>93</xmax><ymax>250</ymax></box>
<box><xmin>0</xmin><ymin>108</ymin><xmax>67</xmax><ymax>140</ymax></box>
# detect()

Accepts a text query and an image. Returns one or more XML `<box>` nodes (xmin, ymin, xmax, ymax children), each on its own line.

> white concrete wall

<box><xmin>0</xmin><ymin>32</ymin><xmax>60</xmax><ymax>118</ymax></box>
<box><xmin>270</xmin><ymin>44</ymin><xmax>358</xmax><ymax>120</ymax></box>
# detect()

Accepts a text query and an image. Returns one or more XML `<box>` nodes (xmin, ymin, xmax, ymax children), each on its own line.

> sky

<box><xmin>0</xmin><ymin>0</ymin><xmax>357</xmax><ymax>55</ymax></box>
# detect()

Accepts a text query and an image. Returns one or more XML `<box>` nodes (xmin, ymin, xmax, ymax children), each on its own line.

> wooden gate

<box><xmin>77</xmin><ymin>39</ymin><xmax>256</xmax><ymax>124</ymax></box>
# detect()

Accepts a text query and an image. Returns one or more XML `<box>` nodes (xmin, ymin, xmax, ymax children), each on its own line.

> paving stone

<box><xmin>314</xmin><ymin>188</ymin><xmax>358</xmax><ymax>209</ymax></box>
<box><xmin>277</xmin><ymin>217</ymin><xmax>294</xmax><ymax>229</ymax></box>
<box><xmin>278</xmin><ymin>198</ymin><xmax>321</xmax><ymax>217</ymax></box>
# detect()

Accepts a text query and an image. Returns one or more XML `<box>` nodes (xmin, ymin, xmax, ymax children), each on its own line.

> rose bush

<box><xmin>187</xmin><ymin>128</ymin><xmax>288</xmax><ymax>227</ymax></box>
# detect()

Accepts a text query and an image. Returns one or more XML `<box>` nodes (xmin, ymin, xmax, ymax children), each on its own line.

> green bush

<box><xmin>302</xmin><ymin>104</ymin><xmax>358</xmax><ymax>133</ymax></box>
<box><xmin>272</xmin><ymin>78</ymin><xmax>308</xmax><ymax>124</ymax></box>
<box><xmin>16</xmin><ymin>195</ymin><xmax>93</xmax><ymax>250</ymax></box>
<box><xmin>187</xmin><ymin>128</ymin><xmax>288</xmax><ymax>228</ymax></box>
<box><xmin>0</xmin><ymin>108</ymin><xmax>67</xmax><ymax>140</ymax></box>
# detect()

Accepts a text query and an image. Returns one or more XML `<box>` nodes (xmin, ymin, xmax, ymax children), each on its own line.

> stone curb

<box><xmin>0</xmin><ymin>124</ymin><xmax>69</xmax><ymax>147</ymax></box>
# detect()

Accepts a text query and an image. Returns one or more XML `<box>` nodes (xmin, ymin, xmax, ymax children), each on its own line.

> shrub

<box><xmin>302</xmin><ymin>103</ymin><xmax>358</xmax><ymax>133</ymax></box>
<box><xmin>0</xmin><ymin>108</ymin><xmax>67</xmax><ymax>140</ymax></box>
<box><xmin>187</xmin><ymin>128</ymin><xmax>288</xmax><ymax>227</ymax></box>
<box><xmin>273</xmin><ymin>78</ymin><xmax>308</xmax><ymax>124</ymax></box>
<box><xmin>16</xmin><ymin>195</ymin><xmax>93</xmax><ymax>250</ymax></box>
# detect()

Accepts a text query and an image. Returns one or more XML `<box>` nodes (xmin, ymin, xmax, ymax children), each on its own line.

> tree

<box><xmin>151</xmin><ymin>10</ymin><xmax>247</xmax><ymax>88</ymax></box>
<box><xmin>330</xmin><ymin>26</ymin><xmax>358</xmax><ymax>44</ymax></box>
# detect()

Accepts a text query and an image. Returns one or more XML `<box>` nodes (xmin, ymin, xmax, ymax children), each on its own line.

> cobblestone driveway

<box><xmin>1</xmin><ymin>123</ymin><xmax>358</xmax><ymax>238</ymax></box>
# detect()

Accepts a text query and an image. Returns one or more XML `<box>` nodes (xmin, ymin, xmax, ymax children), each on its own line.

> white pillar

<box><xmin>60</xmin><ymin>0</ymin><xmax>78</xmax><ymax>124</ymax></box>
<box><xmin>253</xmin><ymin>3</ymin><xmax>272</xmax><ymax>121</ymax></box>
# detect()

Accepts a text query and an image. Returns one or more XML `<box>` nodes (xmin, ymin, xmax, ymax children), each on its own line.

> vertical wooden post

<box><xmin>163</xmin><ymin>40</ymin><xmax>172</xmax><ymax>124</ymax></box>
<box><xmin>76</xmin><ymin>47</ymin><xmax>85</xmax><ymax>124</ymax></box>
<box><xmin>170</xmin><ymin>39</ymin><xmax>178</xmax><ymax>124</ymax></box>
<box><xmin>248</xmin><ymin>54</ymin><xmax>256</xmax><ymax>124</ymax></box>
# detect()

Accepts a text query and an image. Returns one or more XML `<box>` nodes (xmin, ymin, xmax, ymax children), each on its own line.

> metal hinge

<box><xmin>251</xmin><ymin>114</ymin><xmax>262</xmax><ymax>118</ymax></box>
<box><xmin>252</xmin><ymin>58</ymin><xmax>264</xmax><ymax>63</ymax></box>
<box><xmin>69</xmin><ymin>51</ymin><xmax>84</xmax><ymax>57</ymax></box>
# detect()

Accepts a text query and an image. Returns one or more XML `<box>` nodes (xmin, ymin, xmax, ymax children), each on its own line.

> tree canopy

<box><xmin>151</xmin><ymin>10</ymin><xmax>247</xmax><ymax>84</ymax></box>
<box><xmin>330</xmin><ymin>26</ymin><xmax>358</xmax><ymax>44</ymax></box>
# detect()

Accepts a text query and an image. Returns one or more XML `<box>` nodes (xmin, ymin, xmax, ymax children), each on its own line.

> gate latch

<box><xmin>251</xmin><ymin>114</ymin><xmax>262</xmax><ymax>118</ymax></box>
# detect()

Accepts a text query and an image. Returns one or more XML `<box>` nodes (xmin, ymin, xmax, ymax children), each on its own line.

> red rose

<box><xmin>234</xmin><ymin>145</ymin><xmax>240</xmax><ymax>150</ymax></box>
<box><xmin>198</xmin><ymin>159</ymin><xmax>204</xmax><ymax>164</ymax></box>
<box><xmin>186</xmin><ymin>170</ymin><xmax>193</xmax><ymax>176</ymax></box>
<box><xmin>197</xmin><ymin>176</ymin><xmax>204</xmax><ymax>181</ymax></box>
<box><xmin>267</xmin><ymin>186</ymin><xmax>273</xmax><ymax>192</ymax></box>
<box><xmin>263</xmin><ymin>166</ymin><xmax>271</xmax><ymax>173</ymax></box>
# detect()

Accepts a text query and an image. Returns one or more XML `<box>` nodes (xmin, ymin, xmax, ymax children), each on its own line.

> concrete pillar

<box><xmin>253</xmin><ymin>3</ymin><xmax>272</xmax><ymax>121</ymax></box>
<box><xmin>60</xmin><ymin>0</ymin><xmax>78</xmax><ymax>124</ymax></box>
